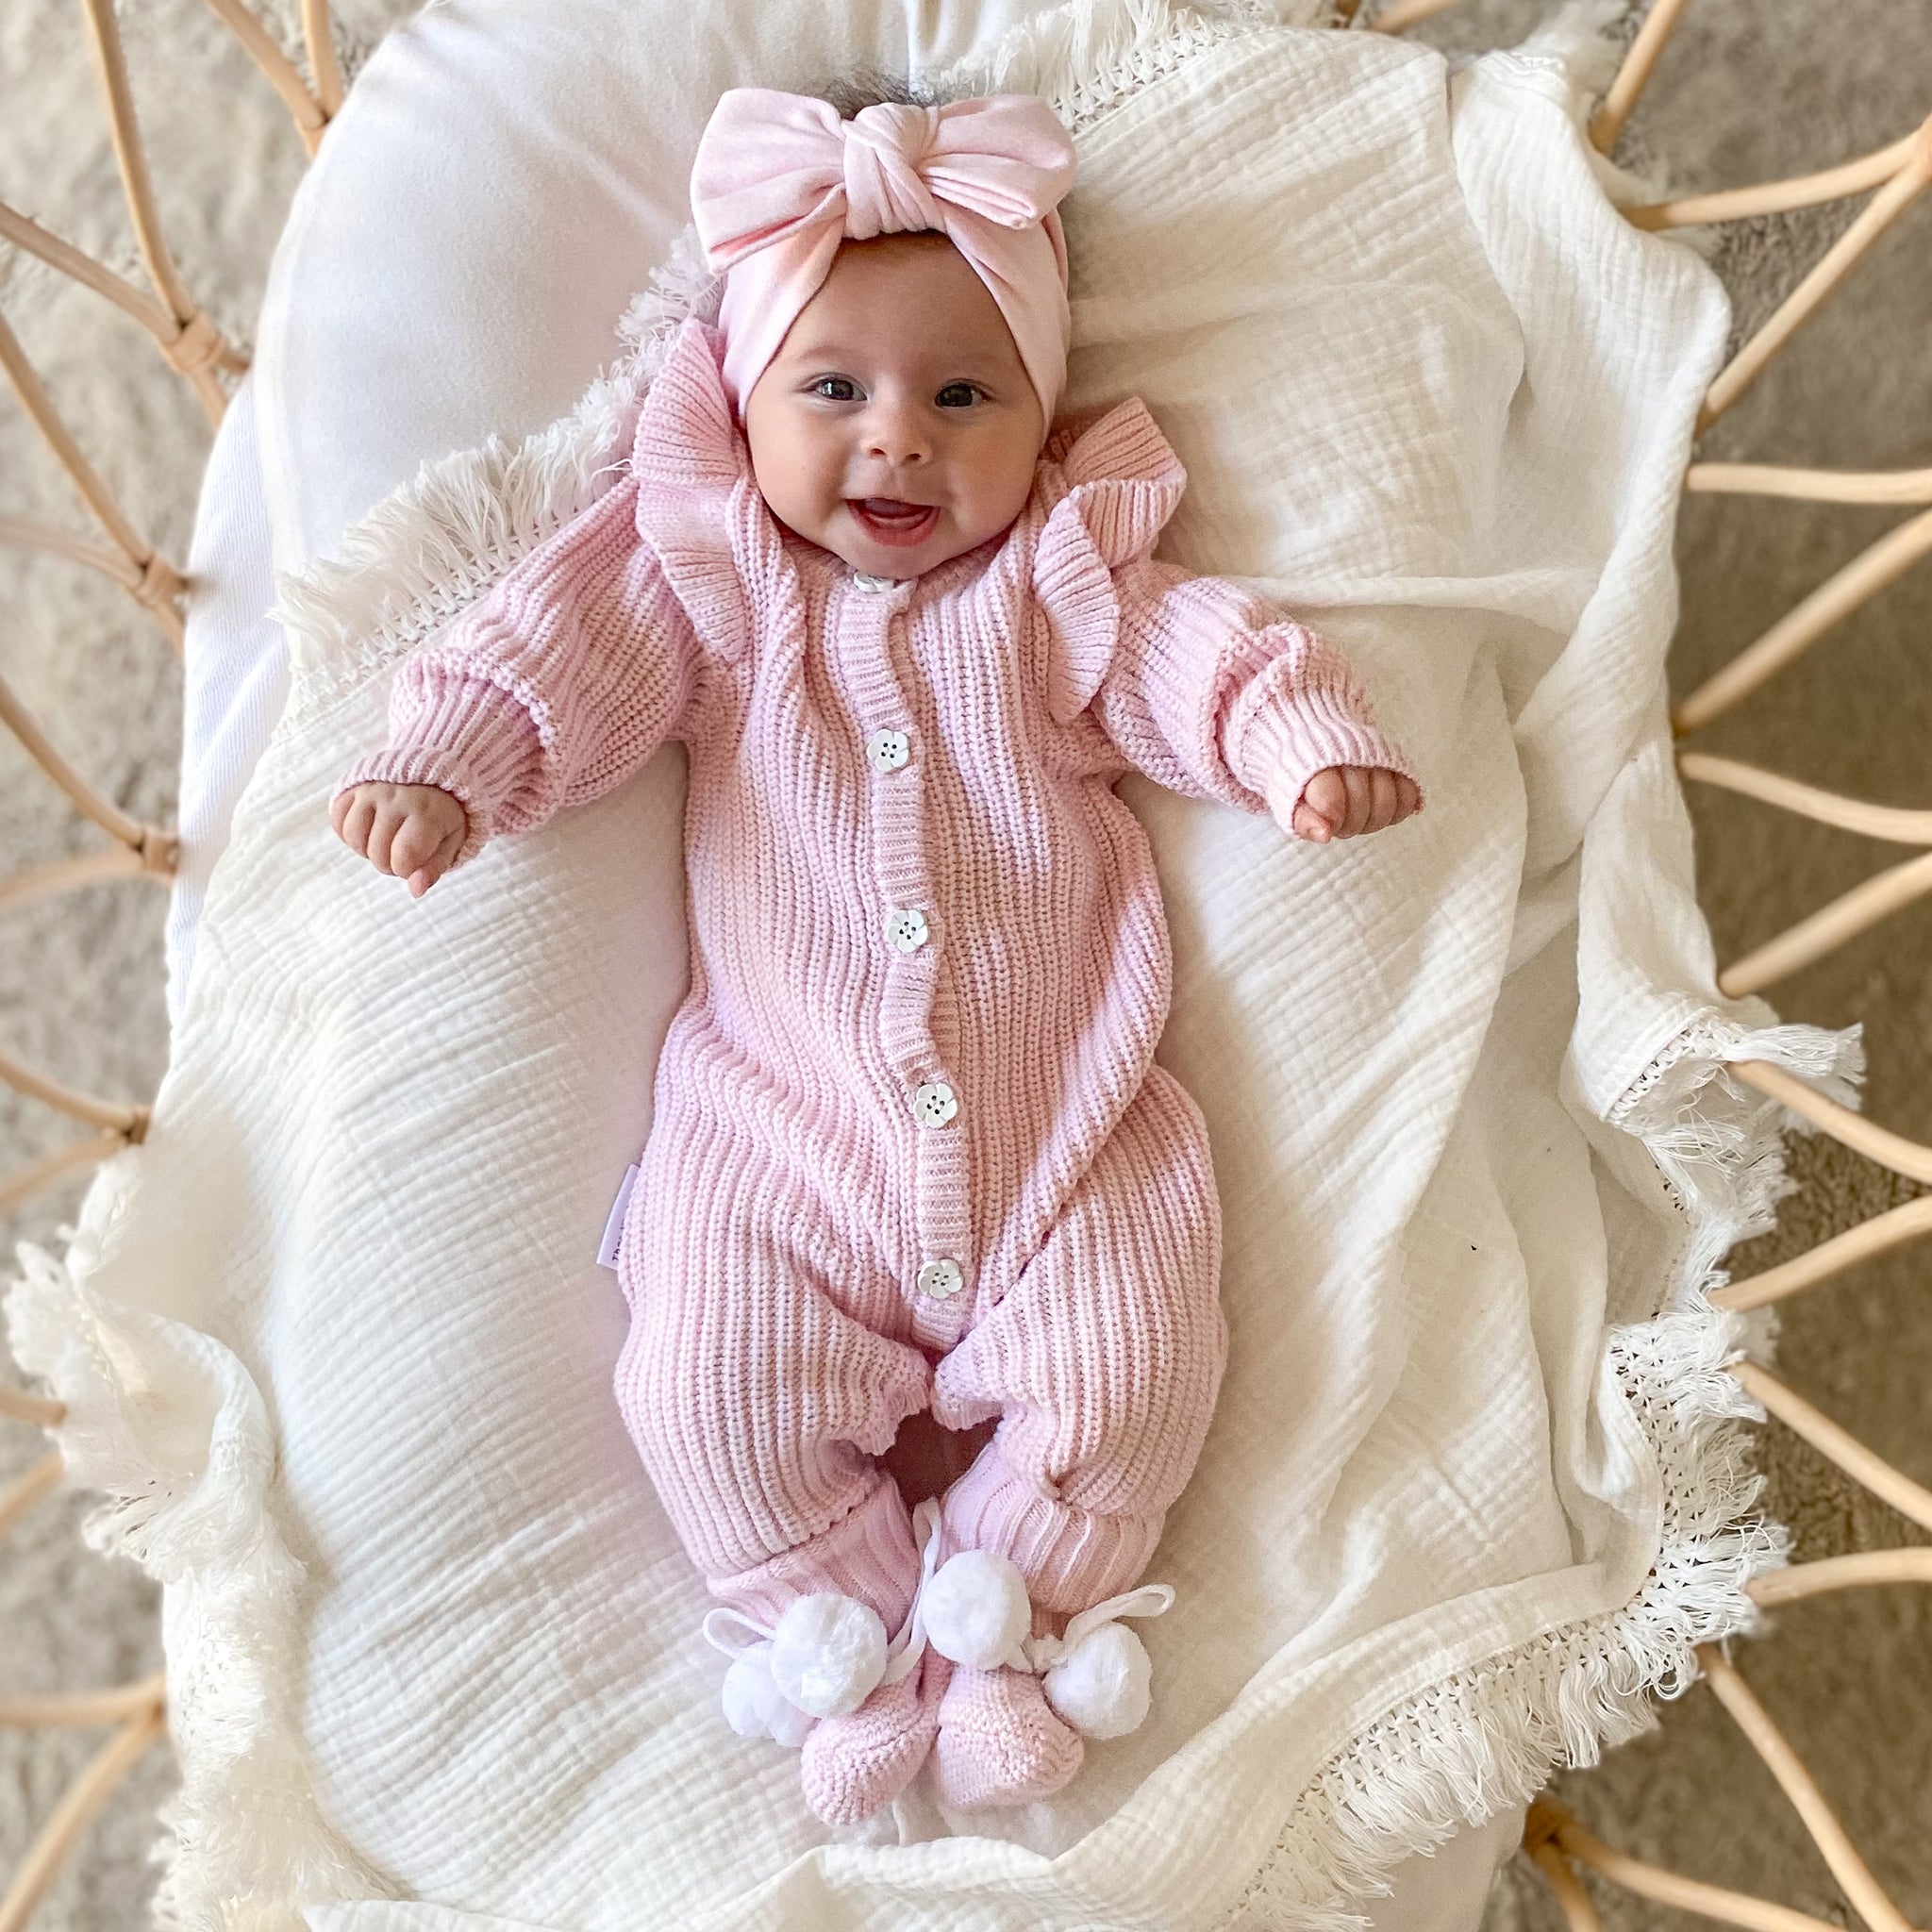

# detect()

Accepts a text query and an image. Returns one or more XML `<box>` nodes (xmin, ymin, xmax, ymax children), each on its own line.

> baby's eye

<box><xmin>935</xmin><ymin>381</ymin><xmax>983</xmax><ymax>409</ymax></box>
<box><xmin>811</xmin><ymin>375</ymin><xmax>862</xmax><ymax>403</ymax></box>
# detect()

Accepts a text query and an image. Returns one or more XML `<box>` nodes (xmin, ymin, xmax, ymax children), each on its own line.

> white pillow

<box><xmin>165</xmin><ymin>374</ymin><xmax>289</xmax><ymax>1029</ymax></box>
<box><xmin>10</xmin><ymin>5</ymin><xmax>1857</xmax><ymax>1930</ymax></box>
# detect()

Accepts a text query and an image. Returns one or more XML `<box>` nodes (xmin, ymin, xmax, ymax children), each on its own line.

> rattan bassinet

<box><xmin>2</xmin><ymin>2</ymin><xmax>1927</xmax><ymax>1926</ymax></box>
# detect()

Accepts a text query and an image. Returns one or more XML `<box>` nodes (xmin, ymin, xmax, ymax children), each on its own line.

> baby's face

<box><xmin>742</xmin><ymin>233</ymin><xmax>1047</xmax><ymax>579</ymax></box>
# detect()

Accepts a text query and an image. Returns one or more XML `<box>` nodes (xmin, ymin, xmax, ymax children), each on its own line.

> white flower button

<box><xmin>866</xmin><ymin>728</ymin><xmax>910</xmax><ymax>773</ymax></box>
<box><xmin>916</xmin><ymin>1257</ymin><xmax>964</xmax><ymax>1299</ymax></box>
<box><xmin>852</xmin><ymin>571</ymin><xmax>899</xmax><ymax>593</ymax></box>
<box><xmin>885</xmin><ymin>908</ymin><xmax>930</xmax><ymax>953</ymax></box>
<box><xmin>911</xmin><ymin>1080</ymin><xmax>958</xmax><ymax>1128</ymax></box>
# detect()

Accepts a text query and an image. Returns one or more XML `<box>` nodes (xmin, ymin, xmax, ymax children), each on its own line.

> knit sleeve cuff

<box><xmin>1224</xmin><ymin>626</ymin><xmax>1423</xmax><ymax>839</ymax></box>
<box><xmin>330</xmin><ymin>672</ymin><xmax>545</xmax><ymax>873</ymax></box>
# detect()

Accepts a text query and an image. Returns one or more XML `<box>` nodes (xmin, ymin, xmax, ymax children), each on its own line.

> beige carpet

<box><xmin>2</xmin><ymin>2</ymin><xmax>1925</xmax><ymax>1925</ymax></box>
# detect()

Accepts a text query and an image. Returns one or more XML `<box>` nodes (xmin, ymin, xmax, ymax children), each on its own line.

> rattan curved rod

<box><xmin>1699</xmin><ymin>124</ymin><xmax>1932</xmax><ymax>433</ymax></box>
<box><xmin>1715</xmin><ymin>1194</ymin><xmax>1932</xmax><ymax>1311</ymax></box>
<box><xmin>0</xmin><ymin>1389</ymin><xmax>65</xmax><ymax>1428</ymax></box>
<box><xmin>0</xmin><ymin>1045</ymin><xmax>147</xmax><ymax>1140</ymax></box>
<box><xmin>1677</xmin><ymin>754</ymin><xmax>1932</xmax><ymax>843</ymax></box>
<box><xmin>0</xmin><ymin>203</ymin><xmax>175</xmax><ymax>340</ymax></box>
<box><xmin>0</xmin><ymin>1703</ymin><xmax>167</xmax><ymax>1932</ymax></box>
<box><xmin>0</xmin><ymin>309</ymin><xmax>187</xmax><ymax>650</ymax></box>
<box><xmin>198</xmin><ymin>0</ymin><xmax>331</xmax><ymax>154</ymax></box>
<box><xmin>1535</xmin><ymin>1798</ymin><xmax>1855</xmax><ymax>1932</ymax></box>
<box><xmin>1730</xmin><ymin>1059</ymin><xmax>1932</xmax><ymax>1188</ymax></box>
<box><xmin>0</xmin><ymin>1126</ymin><xmax>129</xmax><ymax>1219</ymax></box>
<box><xmin>1590</xmin><ymin>0</ymin><xmax>1696</xmax><ymax>153</ymax></box>
<box><xmin>1718</xmin><ymin>848</ymin><xmax>1932</xmax><ymax>998</ymax></box>
<box><xmin>0</xmin><ymin>1673</ymin><xmax>165</xmax><ymax>1733</ymax></box>
<box><xmin>0</xmin><ymin>510</ymin><xmax>189</xmax><ymax>645</ymax></box>
<box><xmin>0</xmin><ymin>673</ymin><xmax>181</xmax><ymax>863</ymax></box>
<box><xmin>0</xmin><ymin>848</ymin><xmax>158</xmax><ymax>920</ymax></box>
<box><xmin>1365</xmin><ymin>0</ymin><xmax>1459</xmax><ymax>31</ymax></box>
<box><xmin>77</xmin><ymin>0</ymin><xmax>229</xmax><ymax>423</ymax></box>
<box><xmin>0</xmin><ymin>202</ymin><xmax>247</xmax><ymax>402</ymax></box>
<box><xmin>0</xmin><ymin>1452</ymin><xmax>63</xmax><ymax>1539</ymax></box>
<box><xmin>1627</xmin><ymin>122</ymin><xmax>1927</xmax><ymax>231</ymax></box>
<box><xmin>1698</xmin><ymin>1646</ymin><xmax>1922</xmax><ymax>1932</ymax></box>
<box><xmin>1673</xmin><ymin>504</ymin><xmax>1932</xmax><ymax>733</ymax></box>
<box><xmin>1687</xmin><ymin>462</ymin><xmax>1932</xmax><ymax>505</ymax></box>
<box><xmin>1729</xmin><ymin>1358</ymin><xmax>1932</xmax><ymax>1535</ymax></box>
<box><xmin>303</xmin><ymin>0</ymin><xmax>344</xmax><ymax>116</ymax></box>
<box><xmin>0</xmin><ymin>512</ymin><xmax>142</xmax><ymax>589</ymax></box>
<box><xmin>1750</xmin><ymin>1550</ymin><xmax>1932</xmax><ymax>1606</ymax></box>
<box><xmin>1524</xmin><ymin>1835</ymin><xmax>1606</xmax><ymax>1932</ymax></box>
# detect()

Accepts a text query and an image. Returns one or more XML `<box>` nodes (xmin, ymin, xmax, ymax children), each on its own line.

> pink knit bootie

<box><xmin>930</xmin><ymin>1662</ymin><xmax>1084</xmax><ymax>1808</ymax></box>
<box><xmin>797</xmin><ymin>1648</ymin><xmax>952</xmax><ymax>1825</ymax></box>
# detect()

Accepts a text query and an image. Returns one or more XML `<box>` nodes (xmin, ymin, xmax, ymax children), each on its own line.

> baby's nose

<box><xmin>863</xmin><ymin>406</ymin><xmax>931</xmax><ymax>465</ymax></box>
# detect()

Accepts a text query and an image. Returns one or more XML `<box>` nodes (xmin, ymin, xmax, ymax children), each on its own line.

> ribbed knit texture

<box><xmin>334</xmin><ymin>317</ymin><xmax>1417</xmax><ymax>1648</ymax></box>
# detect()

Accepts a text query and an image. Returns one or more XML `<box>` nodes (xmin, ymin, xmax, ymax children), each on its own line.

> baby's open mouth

<box><xmin>847</xmin><ymin>498</ymin><xmax>941</xmax><ymax>547</ymax></box>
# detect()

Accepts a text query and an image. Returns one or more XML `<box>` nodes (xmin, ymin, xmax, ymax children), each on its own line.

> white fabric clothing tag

<box><xmin>596</xmin><ymin>1163</ymin><xmax>640</xmax><ymax>1270</ymax></box>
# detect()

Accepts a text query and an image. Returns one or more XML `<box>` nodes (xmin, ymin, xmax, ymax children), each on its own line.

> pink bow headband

<box><xmin>690</xmin><ymin>88</ymin><xmax>1077</xmax><ymax>425</ymax></box>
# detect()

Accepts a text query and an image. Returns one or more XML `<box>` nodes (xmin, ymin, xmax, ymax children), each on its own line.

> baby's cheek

<box><xmin>745</xmin><ymin>417</ymin><xmax>844</xmax><ymax>547</ymax></box>
<box><xmin>956</xmin><ymin>459</ymin><xmax>1039</xmax><ymax>551</ymax></box>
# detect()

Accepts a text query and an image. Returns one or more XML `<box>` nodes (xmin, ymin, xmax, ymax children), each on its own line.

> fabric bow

<box><xmin>688</xmin><ymin>87</ymin><xmax>1077</xmax><ymax>424</ymax></box>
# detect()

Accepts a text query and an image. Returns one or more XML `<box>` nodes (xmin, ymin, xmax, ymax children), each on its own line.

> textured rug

<box><xmin>2</xmin><ymin>2</ymin><xmax>1925</xmax><ymax>1925</ymax></box>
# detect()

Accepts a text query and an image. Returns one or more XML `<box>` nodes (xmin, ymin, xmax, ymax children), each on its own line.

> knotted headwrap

<box><xmin>690</xmin><ymin>88</ymin><xmax>1077</xmax><ymax>426</ymax></box>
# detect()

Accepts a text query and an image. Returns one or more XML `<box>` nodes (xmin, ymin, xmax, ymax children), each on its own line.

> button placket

<box><xmin>827</xmin><ymin>573</ymin><xmax>974</xmax><ymax>1330</ymax></box>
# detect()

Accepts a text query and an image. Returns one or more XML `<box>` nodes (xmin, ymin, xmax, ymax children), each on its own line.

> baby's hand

<box><xmin>331</xmin><ymin>780</ymin><xmax>470</xmax><ymax>898</ymax></box>
<box><xmin>1290</xmin><ymin>767</ymin><xmax>1421</xmax><ymax>844</ymax></box>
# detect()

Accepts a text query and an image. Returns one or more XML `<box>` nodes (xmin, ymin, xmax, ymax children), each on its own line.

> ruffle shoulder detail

<box><xmin>1032</xmin><ymin>399</ymin><xmax>1188</xmax><ymax>725</ymax></box>
<box><xmin>627</xmin><ymin>318</ymin><xmax>773</xmax><ymax>665</ymax></box>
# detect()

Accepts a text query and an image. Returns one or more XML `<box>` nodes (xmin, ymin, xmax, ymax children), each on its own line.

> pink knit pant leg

<box><xmin>931</xmin><ymin>1063</ymin><xmax>1229</xmax><ymax>1624</ymax></box>
<box><xmin>614</xmin><ymin>1121</ymin><xmax>933</xmax><ymax>1634</ymax></box>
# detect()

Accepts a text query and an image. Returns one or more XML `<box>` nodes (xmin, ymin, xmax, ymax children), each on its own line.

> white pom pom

<box><xmin>768</xmin><ymin>1593</ymin><xmax>889</xmax><ymax>1718</ymax></box>
<box><xmin>921</xmin><ymin>1549</ymin><xmax>1032</xmax><ymax>1670</ymax></box>
<box><xmin>721</xmin><ymin>1643</ymin><xmax>778</xmax><ymax>1739</ymax></box>
<box><xmin>1042</xmin><ymin>1623</ymin><xmax>1153</xmax><ymax>1740</ymax></box>
<box><xmin>719</xmin><ymin>1641</ymin><xmax>816</xmax><ymax>1747</ymax></box>
<box><xmin>766</xmin><ymin>1696</ymin><xmax>817</xmax><ymax>1748</ymax></box>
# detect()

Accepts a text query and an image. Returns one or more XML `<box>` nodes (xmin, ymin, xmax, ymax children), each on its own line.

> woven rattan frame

<box><xmin>2</xmin><ymin>2</ymin><xmax>1927</xmax><ymax>1925</ymax></box>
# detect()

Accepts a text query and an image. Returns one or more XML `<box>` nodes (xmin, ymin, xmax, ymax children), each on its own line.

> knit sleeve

<box><xmin>1035</xmin><ymin>399</ymin><xmax>1419</xmax><ymax>834</ymax></box>
<box><xmin>331</xmin><ymin>472</ymin><xmax>702</xmax><ymax>873</ymax></box>
<box><xmin>1095</xmin><ymin>563</ymin><xmax>1423</xmax><ymax>833</ymax></box>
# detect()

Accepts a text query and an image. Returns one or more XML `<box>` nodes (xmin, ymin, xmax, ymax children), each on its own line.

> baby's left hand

<box><xmin>1290</xmin><ymin>767</ymin><xmax>1421</xmax><ymax>843</ymax></box>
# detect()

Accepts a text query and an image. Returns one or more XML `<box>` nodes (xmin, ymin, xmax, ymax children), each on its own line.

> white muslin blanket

<box><xmin>8</xmin><ymin>4</ymin><xmax>1861</xmax><ymax>1929</ymax></box>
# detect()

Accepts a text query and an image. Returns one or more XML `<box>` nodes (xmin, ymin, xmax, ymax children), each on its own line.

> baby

<box><xmin>331</xmin><ymin>86</ymin><xmax>1421</xmax><ymax>1827</ymax></box>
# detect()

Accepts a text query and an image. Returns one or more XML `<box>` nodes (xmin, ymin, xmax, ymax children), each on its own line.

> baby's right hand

<box><xmin>331</xmin><ymin>780</ymin><xmax>470</xmax><ymax>898</ymax></box>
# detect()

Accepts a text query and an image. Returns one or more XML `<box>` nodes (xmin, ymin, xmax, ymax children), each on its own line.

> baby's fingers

<box><xmin>406</xmin><ymin>823</ymin><xmax>468</xmax><ymax>899</ymax></box>
<box><xmin>391</xmin><ymin>812</ymin><xmax>447</xmax><ymax>886</ymax></box>
<box><xmin>333</xmin><ymin>791</ymin><xmax>376</xmax><ymax>855</ymax></box>
<box><xmin>1337</xmin><ymin>766</ymin><xmax>1373</xmax><ymax>839</ymax></box>
<box><xmin>1296</xmin><ymin>768</ymin><xmax>1348</xmax><ymax>841</ymax></box>
<box><xmin>1366</xmin><ymin>768</ymin><xmax>1397</xmax><ymax>834</ymax></box>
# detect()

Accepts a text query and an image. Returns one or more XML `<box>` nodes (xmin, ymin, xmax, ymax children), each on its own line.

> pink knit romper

<box><xmin>339</xmin><ymin>313</ymin><xmax>1413</xmax><ymax>1721</ymax></box>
